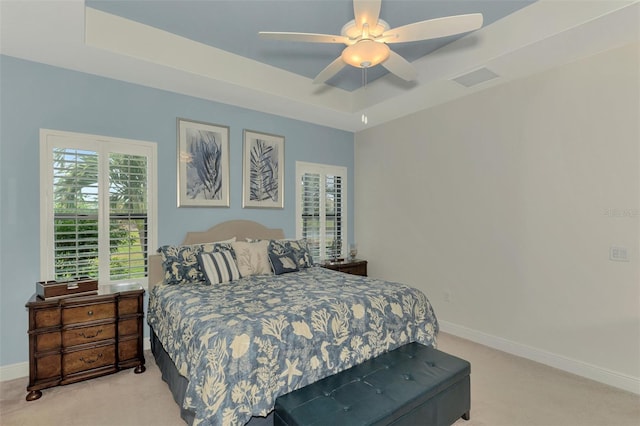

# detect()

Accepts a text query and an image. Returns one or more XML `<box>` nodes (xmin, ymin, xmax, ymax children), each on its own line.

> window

<box><xmin>296</xmin><ymin>161</ymin><xmax>347</xmax><ymax>262</ymax></box>
<box><xmin>40</xmin><ymin>129</ymin><xmax>157</xmax><ymax>286</ymax></box>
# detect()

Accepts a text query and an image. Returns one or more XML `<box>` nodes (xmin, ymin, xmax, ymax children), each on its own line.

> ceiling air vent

<box><xmin>452</xmin><ymin>67</ymin><xmax>499</xmax><ymax>87</ymax></box>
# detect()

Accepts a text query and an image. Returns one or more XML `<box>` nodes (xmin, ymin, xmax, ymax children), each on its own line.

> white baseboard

<box><xmin>439</xmin><ymin>320</ymin><xmax>640</xmax><ymax>395</ymax></box>
<box><xmin>0</xmin><ymin>362</ymin><xmax>28</xmax><ymax>382</ymax></box>
<box><xmin>1</xmin><ymin>337</ymin><xmax>152</xmax><ymax>383</ymax></box>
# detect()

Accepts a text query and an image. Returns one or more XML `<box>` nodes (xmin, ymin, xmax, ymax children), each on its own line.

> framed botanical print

<box><xmin>242</xmin><ymin>129</ymin><xmax>284</xmax><ymax>208</ymax></box>
<box><xmin>177</xmin><ymin>118</ymin><xmax>230</xmax><ymax>207</ymax></box>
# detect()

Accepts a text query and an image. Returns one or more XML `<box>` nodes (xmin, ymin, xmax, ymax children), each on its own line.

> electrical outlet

<box><xmin>609</xmin><ymin>246</ymin><xmax>629</xmax><ymax>262</ymax></box>
<box><xmin>443</xmin><ymin>291</ymin><xmax>451</xmax><ymax>303</ymax></box>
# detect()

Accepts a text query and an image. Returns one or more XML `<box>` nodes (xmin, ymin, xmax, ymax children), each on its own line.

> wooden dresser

<box><xmin>322</xmin><ymin>259</ymin><xmax>368</xmax><ymax>277</ymax></box>
<box><xmin>25</xmin><ymin>283</ymin><xmax>145</xmax><ymax>401</ymax></box>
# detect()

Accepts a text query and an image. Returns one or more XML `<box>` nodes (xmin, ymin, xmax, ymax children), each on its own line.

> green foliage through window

<box><xmin>52</xmin><ymin>148</ymin><xmax>148</xmax><ymax>280</ymax></box>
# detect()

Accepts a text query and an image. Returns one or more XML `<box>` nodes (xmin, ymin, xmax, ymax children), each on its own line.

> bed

<box><xmin>147</xmin><ymin>220</ymin><xmax>439</xmax><ymax>426</ymax></box>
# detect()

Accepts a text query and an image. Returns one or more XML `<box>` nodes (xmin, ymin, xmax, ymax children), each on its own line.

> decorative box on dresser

<box><xmin>322</xmin><ymin>259</ymin><xmax>368</xmax><ymax>277</ymax></box>
<box><xmin>25</xmin><ymin>283</ymin><xmax>146</xmax><ymax>401</ymax></box>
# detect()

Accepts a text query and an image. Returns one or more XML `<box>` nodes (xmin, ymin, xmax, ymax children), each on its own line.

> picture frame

<box><xmin>242</xmin><ymin>129</ymin><xmax>285</xmax><ymax>209</ymax></box>
<box><xmin>177</xmin><ymin>118</ymin><xmax>230</xmax><ymax>207</ymax></box>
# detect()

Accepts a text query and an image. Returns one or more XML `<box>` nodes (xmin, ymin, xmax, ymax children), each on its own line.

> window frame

<box><xmin>39</xmin><ymin>129</ymin><xmax>158</xmax><ymax>288</ymax></box>
<box><xmin>295</xmin><ymin>161</ymin><xmax>348</xmax><ymax>262</ymax></box>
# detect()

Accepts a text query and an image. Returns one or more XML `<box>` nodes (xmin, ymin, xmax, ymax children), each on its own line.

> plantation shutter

<box><xmin>325</xmin><ymin>174</ymin><xmax>343</xmax><ymax>259</ymax></box>
<box><xmin>296</xmin><ymin>162</ymin><xmax>347</xmax><ymax>262</ymax></box>
<box><xmin>301</xmin><ymin>172</ymin><xmax>322</xmax><ymax>259</ymax></box>
<box><xmin>108</xmin><ymin>153</ymin><xmax>148</xmax><ymax>280</ymax></box>
<box><xmin>42</xmin><ymin>129</ymin><xmax>157</xmax><ymax>285</ymax></box>
<box><xmin>53</xmin><ymin>148</ymin><xmax>99</xmax><ymax>279</ymax></box>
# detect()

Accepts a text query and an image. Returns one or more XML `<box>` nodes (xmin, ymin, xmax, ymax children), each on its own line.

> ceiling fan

<box><xmin>259</xmin><ymin>0</ymin><xmax>483</xmax><ymax>85</ymax></box>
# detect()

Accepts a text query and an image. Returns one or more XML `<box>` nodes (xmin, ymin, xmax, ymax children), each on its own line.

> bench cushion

<box><xmin>275</xmin><ymin>342</ymin><xmax>471</xmax><ymax>426</ymax></box>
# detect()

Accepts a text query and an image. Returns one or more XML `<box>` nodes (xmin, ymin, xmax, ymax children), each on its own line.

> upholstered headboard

<box><xmin>148</xmin><ymin>220</ymin><xmax>285</xmax><ymax>291</ymax></box>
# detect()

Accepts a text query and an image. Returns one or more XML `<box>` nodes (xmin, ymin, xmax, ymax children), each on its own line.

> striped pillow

<box><xmin>198</xmin><ymin>251</ymin><xmax>240</xmax><ymax>285</ymax></box>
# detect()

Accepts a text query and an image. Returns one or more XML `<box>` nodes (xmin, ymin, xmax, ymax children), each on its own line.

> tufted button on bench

<box><xmin>274</xmin><ymin>342</ymin><xmax>470</xmax><ymax>426</ymax></box>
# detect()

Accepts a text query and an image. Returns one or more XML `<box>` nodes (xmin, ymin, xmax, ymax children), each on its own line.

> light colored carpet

<box><xmin>1</xmin><ymin>332</ymin><xmax>638</xmax><ymax>426</ymax></box>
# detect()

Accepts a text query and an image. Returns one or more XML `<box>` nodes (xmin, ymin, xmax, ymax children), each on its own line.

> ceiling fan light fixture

<box><xmin>260</xmin><ymin>0</ymin><xmax>483</xmax><ymax>85</ymax></box>
<box><xmin>341</xmin><ymin>40</ymin><xmax>390</xmax><ymax>68</ymax></box>
<box><xmin>341</xmin><ymin>19</ymin><xmax>390</xmax><ymax>40</ymax></box>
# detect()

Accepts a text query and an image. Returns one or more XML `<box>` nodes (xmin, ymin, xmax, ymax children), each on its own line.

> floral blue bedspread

<box><xmin>147</xmin><ymin>266</ymin><xmax>438</xmax><ymax>426</ymax></box>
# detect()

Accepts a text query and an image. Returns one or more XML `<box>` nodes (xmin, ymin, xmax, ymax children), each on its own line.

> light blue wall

<box><xmin>0</xmin><ymin>55</ymin><xmax>354</xmax><ymax>367</ymax></box>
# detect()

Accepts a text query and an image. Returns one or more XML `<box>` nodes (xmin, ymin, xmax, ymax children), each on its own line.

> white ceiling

<box><xmin>1</xmin><ymin>0</ymin><xmax>638</xmax><ymax>132</ymax></box>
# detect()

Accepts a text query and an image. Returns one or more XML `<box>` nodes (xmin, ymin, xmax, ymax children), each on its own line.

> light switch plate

<box><xmin>609</xmin><ymin>246</ymin><xmax>629</xmax><ymax>262</ymax></box>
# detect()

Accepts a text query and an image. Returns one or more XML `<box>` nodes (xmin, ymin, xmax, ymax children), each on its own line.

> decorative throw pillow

<box><xmin>231</xmin><ymin>240</ymin><xmax>272</xmax><ymax>277</ymax></box>
<box><xmin>268</xmin><ymin>239</ymin><xmax>314</xmax><ymax>269</ymax></box>
<box><xmin>198</xmin><ymin>251</ymin><xmax>240</xmax><ymax>285</ymax></box>
<box><xmin>268</xmin><ymin>250</ymin><xmax>299</xmax><ymax>275</ymax></box>
<box><xmin>158</xmin><ymin>240</ymin><xmax>235</xmax><ymax>284</ymax></box>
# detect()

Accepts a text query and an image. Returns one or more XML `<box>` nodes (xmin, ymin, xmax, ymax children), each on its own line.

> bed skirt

<box><xmin>150</xmin><ymin>328</ymin><xmax>273</xmax><ymax>426</ymax></box>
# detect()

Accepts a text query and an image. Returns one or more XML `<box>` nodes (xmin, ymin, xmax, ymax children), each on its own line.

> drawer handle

<box><xmin>87</xmin><ymin>310</ymin><xmax>94</xmax><ymax>316</ymax></box>
<box><xmin>78</xmin><ymin>329</ymin><xmax>103</xmax><ymax>339</ymax></box>
<box><xmin>79</xmin><ymin>353</ymin><xmax>103</xmax><ymax>364</ymax></box>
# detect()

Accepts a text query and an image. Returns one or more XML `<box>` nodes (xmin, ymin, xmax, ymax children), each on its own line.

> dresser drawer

<box><xmin>322</xmin><ymin>260</ymin><xmax>368</xmax><ymax>277</ymax></box>
<box><xmin>118</xmin><ymin>297</ymin><xmax>140</xmax><ymax>315</ymax></box>
<box><xmin>63</xmin><ymin>344</ymin><xmax>115</xmax><ymax>375</ymax></box>
<box><xmin>118</xmin><ymin>318</ymin><xmax>138</xmax><ymax>337</ymax></box>
<box><xmin>339</xmin><ymin>264</ymin><xmax>365</xmax><ymax>275</ymax></box>
<box><xmin>34</xmin><ymin>353</ymin><xmax>61</xmax><ymax>380</ymax></box>
<box><xmin>118</xmin><ymin>338</ymin><xmax>139</xmax><ymax>362</ymax></box>
<box><xmin>34</xmin><ymin>308</ymin><xmax>61</xmax><ymax>328</ymax></box>
<box><xmin>35</xmin><ymin>331</ymin><xmax>61</xmax><ymax>352</ymax></box>
<box><xmin>63</xmin><ymin>323</ymin><xmax>116</xmax><ymax>347</ymax></box>
<box><xmin>62</xmin><ymin>303</ymin><xmax>115</xmax><ymax>325</ymax></box>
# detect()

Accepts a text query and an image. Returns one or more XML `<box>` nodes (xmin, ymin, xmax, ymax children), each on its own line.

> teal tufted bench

<box><xmin>274</xmin><ymin>342</ymin><xmax>470</xmax><ymax>426</ymax></box>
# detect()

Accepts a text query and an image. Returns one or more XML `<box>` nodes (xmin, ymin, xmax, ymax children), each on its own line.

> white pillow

<box><xmin>231</xmin><ymin>240</ymin><xmax>272</xmax><ymax>277</ymax></box>
<box><xmin>198</xmin><ymin>251</ymin><xmax>240</xmax><ymax>285</ymax></box>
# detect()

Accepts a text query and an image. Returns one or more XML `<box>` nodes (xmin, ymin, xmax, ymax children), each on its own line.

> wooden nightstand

<box><xmin>25</xmin><ymin>283</ymin><xmax>146</xmax><ymax>401</ymax></box>
<box><xmin>322</xmin><ymin>259</ymin><xmax>367</xmax><ymax>277</ymax></box>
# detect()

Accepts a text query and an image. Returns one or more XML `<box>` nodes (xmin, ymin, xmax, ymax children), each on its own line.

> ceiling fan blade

<box><xmin>381</xmin><ymin>50</ymin><xmax>417</xmax><ymax>81</ymax></box>
<box><xmin>354</xmin><ymin>0</ymin><xmax>381</xmax><ymax>32</ymax></box>
<box><xmin>382</xmin><ymin>13</ymin><xmax>483</xmax><ymax>43</ymax></box>
<box><xmin>313</xmin><ymin>56</ymin><xmax>347</xmax><ymax>84</ymax></box>
<box><xmin>259</xmin><ymin>32</ymin><xmax>348</xmax><ymax>44</ymax></box>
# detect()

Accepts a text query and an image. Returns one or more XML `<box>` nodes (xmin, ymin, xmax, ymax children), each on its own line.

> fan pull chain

<box><xmin>360</xmin><ymin>67</ymin><xmax>369</xmax><ymax>125</ymax></box>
